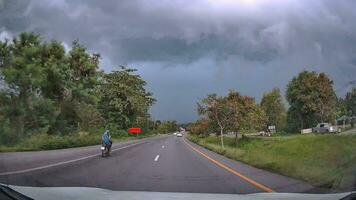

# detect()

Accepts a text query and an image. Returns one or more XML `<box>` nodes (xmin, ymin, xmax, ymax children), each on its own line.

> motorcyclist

<box><xmin>102</xmin><ymin>130</ymin><xmax>112</xmax><ymax>152</ymax></box>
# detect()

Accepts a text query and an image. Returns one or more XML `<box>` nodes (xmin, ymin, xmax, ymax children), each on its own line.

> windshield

<box><xmin>0</xmin><ymin>0</ymin><xmax>355</xmax><ymax>199</ymax></box>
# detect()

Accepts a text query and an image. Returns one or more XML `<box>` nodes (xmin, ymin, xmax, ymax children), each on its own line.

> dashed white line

<box><xmin>0</xmin><ymin>141</ymin><xmax>146</xmax><ymax>176</ymax></box>
<box><xmin>154</xmin><ymin>155</ymin><xmax>160</xmax><ymax>162</ymax></box>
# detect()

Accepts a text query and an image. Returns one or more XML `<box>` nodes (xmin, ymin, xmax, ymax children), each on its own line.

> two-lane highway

<box><xmin>0</xmin><ymin>134</ymin><xmax>318</xmax><ymax>194</ymax></box>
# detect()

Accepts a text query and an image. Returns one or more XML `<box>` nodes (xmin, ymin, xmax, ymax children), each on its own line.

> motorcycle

<box><xmin>101</xmin><ymin>143</ymin><xmax>111</xmax><ymax>157</ymax></box>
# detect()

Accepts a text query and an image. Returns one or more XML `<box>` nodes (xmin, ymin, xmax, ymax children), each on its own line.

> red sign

<box><xmin>128</xmin><ymin>127</ymin><xmax>141</xmax><ymax>134</ymax></box>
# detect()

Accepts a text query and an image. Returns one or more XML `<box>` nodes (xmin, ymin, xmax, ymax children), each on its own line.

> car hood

<box><xmin>7</xmin><ymin>185</ymin><xmax>354</xmax><ymax>200</ymax></box>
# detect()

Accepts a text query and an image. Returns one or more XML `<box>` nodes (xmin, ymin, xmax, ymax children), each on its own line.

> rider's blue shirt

<box><xmin>102</xmin><ymin>132</ymin><xmax>110</xmax><ymax>145</ymax></box>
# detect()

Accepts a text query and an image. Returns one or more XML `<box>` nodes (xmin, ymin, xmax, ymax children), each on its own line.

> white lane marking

<box><xmin>162</xmin><ymin>145</ymin><xmax>165</xmax><ymax>148</ymax></box>
<box><xmin>0</xmin><ymin>141</ymin><xmax>146</xmax><ymax>176</ymax></box>
<box><xmin>154</xmin><ymin>155</ymin><xmax>160</xmax><ymax>162</ymax></box>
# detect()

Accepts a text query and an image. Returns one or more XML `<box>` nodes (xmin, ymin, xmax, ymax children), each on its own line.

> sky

<box><xmin>1</xmin><ymin>0</ymin><xmax>356</xmax><ymax>123</ymax></box>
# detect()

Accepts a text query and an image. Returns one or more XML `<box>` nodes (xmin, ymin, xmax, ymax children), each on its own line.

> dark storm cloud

<box><xmin>1</xmin><ymin>0</ymin><xmax>356</xmax><ymax>122</ymax></box>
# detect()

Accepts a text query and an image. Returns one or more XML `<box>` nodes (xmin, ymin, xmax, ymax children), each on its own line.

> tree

<box><xmin>345</xmin><ymin>88</ymin><xmax>356</xmax><ymax>116</ymax></box>
<box><xmin>51</xmin><ymin>40</ymin><xmax>102</xmax><ymax>134</ymax></box>
<box><xmin>155</xmin><ymin>121</ymin><xmax>178</xmax><ymax>134</ymax></box>
<box><xmin>196</xmin><ymin>91</ymin><xmax>268</xmax><ymax>147</ymax></box>
<box><xmin>198</xmin><ymin>94</ymin><xmax>234</xmax><ymax>148</ymax></box>
<box><xmin>0</xmin><ymin>32</ymin><xmax>156</xmax><ymax>145</ymax></box>
<box><xmin>0</xmin><ymin>32</ymin><xmax>55</xmax><ymax>138</ymax></box>
<box><xmin>227</xmin><ymin>91</ymin><xmax>267</xmax><ymax>144</ymax></box>
<box><xmin>40</xmin><ymin>40</ymin><xmax>68</xmax><ymax>101</ymax></box>
<box><xmin>97</xmin><ymin>67</ymin><xmax>155</xmax><ymax>130</ymax></box>
<box><xmin>154</xmin><ymin>120</ymin><xmax>161</xmax><ymax>130</ymax></box>
<box><xmin>344</xmin><ymin>87</ymin><xmax>356</xmax><ymax>127</ymax></box>
<box><xmin>286</xmin><ymin>71</ymin><xmax>337</xmax><ymax>130</ymax></box>
<box><xmin>67</xmin><ymin>40</ymin><xmax>100</xmax><ymax>103</ymax></box>
<box><xmin>260</xmin><ymin>88</ymin><xmax>286</xmax><ymax>132</ymax></box>
<box><xmin>187</xmin><ymin>118</ymin><xmax>212</xmax><ymax>136</ymax></box>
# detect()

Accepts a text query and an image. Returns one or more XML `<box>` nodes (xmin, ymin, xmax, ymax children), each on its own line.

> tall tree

<box><xmin>51</xmin><ymin>40</ymin><xmax>102</xmax><ymax>134</ymax></box>
<box><xmin>345</xmin><ymin>87</ymin><xmax>356</xmax><ymax>116</ymax></box>
<box><xmin>286</xmin><ymin>71</ymin><xmax>337</xmax><ymax>130</ymax></box>
<box><xmin>198</xmin><ymin>94</ymin><xmax>234</xmax><ymax>148</ymax></box>
<box><xmin>260</xmin><ymin>88</ymin><xmax>286</xmax><ymax>131</ymax></box>
<box><xmin>97</xmin><ymin>67</ymin><xmax>155</xmax><ymax>130</ymax></box>
<box><xmin>227</xmin><ymin>90</ymin><xmax>267</xmax><ymax>144</ymax></box>
<box><xmin>40</xmin><ymin>40</ymin><xmax>68</xmax><ymax>101</ymax></box>
<box><xmin>67</xmin><ymin>40</ymin><xmax>100</xmax><ymax>103</ymax></box>
<box><xmin>0</xmin><ymin>32</ymin><xmax>56</xmax><ymax>138</ymax></box>
<box><xmin>344</xmin><ymin>87</ymin><xmax>356</xmax><ymax>127</ymax></box>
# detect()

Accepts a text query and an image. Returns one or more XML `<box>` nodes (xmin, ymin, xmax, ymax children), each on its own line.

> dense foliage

<box><xmin>196</xmin><ymin>90</ymin><xmax>267</xmax><ymax>147</ymax></box>
<box><xmin>97</xmin><ymin>67</ymin><xmax>155</xmax><ymax>131</ymax></box>
<box><xmin>0</xmin><ymin>32</ymin><xmax>156</xmax><ymax>145</ymax></box>
<box><xmin>260</xmin><ymin>88</ymin><xmax>286</xmax><ymax>132</ymax></box>
<box><xmin>191</xmin><ymin>70</ymin><xmax>354</xmax><ymax>141</ymax></box>
<box><xmin>345</xmin><ymin>88</ymin><xmax>356</xmax><ymax>117</ymax></box>
<box><xmin>154</xmin><ymin>120</ymin><xmax>178</xmax><ymax>134</ymax></box>
<box><xmin>286</xmin><ymin>71</ymin><xmax>337</xmax><ymax>130</ymax></box>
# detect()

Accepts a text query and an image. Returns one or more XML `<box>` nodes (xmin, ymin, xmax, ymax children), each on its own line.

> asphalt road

<box><xmin>0</xmin><ymin>134</ymin><xmax>320</xmax><ymax>194</ymax></box>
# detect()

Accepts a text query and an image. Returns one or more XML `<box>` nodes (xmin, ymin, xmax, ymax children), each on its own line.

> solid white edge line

<box><xmin>154</xmin><ymin>155</ymin><xmax>160</xmax><ymax>162</ymax></box>
<box><xmin>0</xmin><ymin>141</ymin><xmax>146</xmax><ymax>176</ymax></box>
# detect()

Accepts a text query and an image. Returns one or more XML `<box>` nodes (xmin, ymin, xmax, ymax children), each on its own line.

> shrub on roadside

<box><xmin>0</xmin><ymin>133</ymin><xmax>102</xmax><ymax>152</ymax></box>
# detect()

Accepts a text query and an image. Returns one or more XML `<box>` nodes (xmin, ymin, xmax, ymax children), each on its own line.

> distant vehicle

<box><xmin>173</xmin><ymin>132</ymin><xmax>177</xmax><ymax>136</ymax></box>
<box><xmin>259</xmin><ymin>131</ymin><xmax>271</xmax><ymax>137</ymax></box>
<box><xmin>259</xmin><ymin>128</ymin><xmax>272</xmax><ymax>137</ymax></box>
<box><xmin>313</xmin><ymin>123</ymin><xmax>341</xmax><ymax>133</ymax></box>
<box><xmin>176</xmin><ymin>133</ymin><xmax>183</xmax><ymax>137</ymax></box>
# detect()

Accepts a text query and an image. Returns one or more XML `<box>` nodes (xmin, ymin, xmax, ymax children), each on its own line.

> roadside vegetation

<box><xmin>187</xmin><ymin>134</ymin><xmax>356</xmax><ymax>191</ymax></box>
<box><xmin>187</xmin><ymin>69</ymin><xmax>355</xmax><ymax>191</ymax></box>
<box><xmin>188</xmin><ymin>71</ymin><xmax>355</xmax><ymax>148</ymax></box>
<box><xmin>0</xmin><ymin>130</ymin><xmax>160</xmax><ymax>152</ymax></box>
<box><xmin>0</xmin><ymin>133</ymin><xmax>101</xmax><ymax>152</ymax></box>
<box><xmin>0</xmin><ymin>32</ymin><xmax>178</xmax><ymax>151</ymax></box>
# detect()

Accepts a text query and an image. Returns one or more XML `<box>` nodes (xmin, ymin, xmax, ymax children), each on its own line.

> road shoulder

<box><xmin>183</xmin><ymin>137</ymin><xmax>322</xmax><ymax>193</ymax></box>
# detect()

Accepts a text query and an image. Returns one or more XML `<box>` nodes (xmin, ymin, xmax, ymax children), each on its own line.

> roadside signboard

<box><xmin>128</xmin><ymin>127</ymin><xmax>141</xmax><ymax>134</ymax></box>
<box><xmin>301</xmin><ymin>128</ymin><xmax>313</xmax><ymax>134</ymax></box>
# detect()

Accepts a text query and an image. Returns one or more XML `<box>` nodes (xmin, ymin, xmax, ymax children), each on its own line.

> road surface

<box><xmin>0</xmin><ymin>134</ymin><xmax>320</xmax><ymax>194</ymax></box>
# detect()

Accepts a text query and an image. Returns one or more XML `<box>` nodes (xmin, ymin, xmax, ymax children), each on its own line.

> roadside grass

<box><xmin>187</xmin><ymin>134</ymin><xmax>356</xmax><ymax>191</ymax></box>
<box><xmin>0</xmin><ymin>133</ymin><xmax>101</xmax><ymax>152</ymax></box>
<box><xmin>0</xmin><ymin>130</ymin><xmax>159</xmax><ymax>152</ymax></box>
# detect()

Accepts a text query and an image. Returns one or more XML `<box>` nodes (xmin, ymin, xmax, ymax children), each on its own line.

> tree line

<box><xmin>189</xmin><ymin>70</ymin><xmax>355</xmax><ymax>147</ymax></box>
<box><xmin>0</xmin><ymin>32</ymin><xmax>159</xmax><ymax>145</ymax></box>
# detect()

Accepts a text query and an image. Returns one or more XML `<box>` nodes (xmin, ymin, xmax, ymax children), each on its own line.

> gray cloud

<box><xmin>1</xmin><ymin>0</ymin><xmax>356</xmax><ymax>122</ymax></box>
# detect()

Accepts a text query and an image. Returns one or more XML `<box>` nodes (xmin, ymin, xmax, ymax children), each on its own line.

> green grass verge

<box><xmin>0</xmin><ymin>131</ymin><xmax>159</xmax><ymax>152</ymax></box>
<box><xmin>187</xmin><ymin>134</ymin><xmax>356</xmax><ymax>191</ymax></box>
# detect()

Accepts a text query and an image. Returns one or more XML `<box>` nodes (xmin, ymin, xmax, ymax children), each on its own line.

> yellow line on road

<box><xmin>183</xmin><ymin>139</ymin><xmax>275</xmax><ymax>193</ymax></box>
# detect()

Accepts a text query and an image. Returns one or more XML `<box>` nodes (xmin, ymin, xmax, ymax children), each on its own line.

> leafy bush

<box><xmin>111</xmin><ymin>129</ymin><xmax>130</xmax><ymax>138</ymax></box>
<box><xmin>0</xmin><ymin>133</ymin><xmax>101</xmax><ymax>152</ymax></box>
